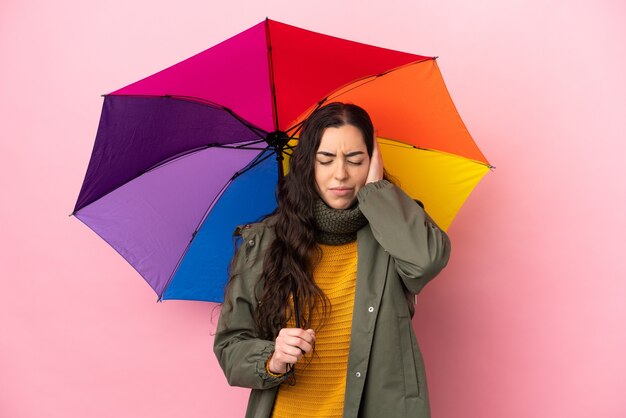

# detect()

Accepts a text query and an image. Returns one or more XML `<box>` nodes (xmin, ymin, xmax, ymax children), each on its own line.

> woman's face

<box><xmin>314</xmin><ymin>124</ymin><xmax>370</xmax><ymax>209</ymax></box>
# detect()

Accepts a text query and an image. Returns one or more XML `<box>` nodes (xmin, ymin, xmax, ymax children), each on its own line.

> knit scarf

<box><xmin>313</xmin><ymin>198</ymin><xmax>369</xmax><ymax>245</ymax></box>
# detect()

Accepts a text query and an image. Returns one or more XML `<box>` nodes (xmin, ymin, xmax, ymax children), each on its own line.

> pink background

<box><xmin>2</xmin><ymin>1</ymin><xmax>625</xmax><ymax>417</ymax></box>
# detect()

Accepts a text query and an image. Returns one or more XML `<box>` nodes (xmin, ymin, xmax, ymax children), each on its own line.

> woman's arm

<box><xmin>359</xmin><ymin>137</ymin><xmax>451</xmax><ymax>294</ymax></box>
<box><xmin>213</xmin><ymin>240</ymin><xmax>288</xmax><ymax>389</ymax></box>
<box><xmin>356</xmin><ymin>179</ymin><xmax>451</xmax><ymax>295</ymax></box>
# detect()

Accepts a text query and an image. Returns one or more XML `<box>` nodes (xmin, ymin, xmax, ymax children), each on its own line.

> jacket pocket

<box><xmin>398</xmin><ymin>315</ymin><xmax>420</xmax><ymax>400</ymax></box>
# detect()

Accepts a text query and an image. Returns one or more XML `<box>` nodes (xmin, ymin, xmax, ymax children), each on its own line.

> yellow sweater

<box><xmin>271</xmin><ymin>241</ymin><xmax>358</xmax><ymax>418</ymax></box>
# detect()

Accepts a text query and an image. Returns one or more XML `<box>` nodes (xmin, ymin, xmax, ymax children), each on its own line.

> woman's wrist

<box><xmin>265</xmin><ymin>354</ymin><xmax>285</xmax><ymax>377</ymax></box>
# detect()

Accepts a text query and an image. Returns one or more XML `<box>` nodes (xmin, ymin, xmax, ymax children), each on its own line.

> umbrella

<box><xmin>72</xmin><ymin>18</ymin><xmax>492</xmax><ymax>303</ymax></box>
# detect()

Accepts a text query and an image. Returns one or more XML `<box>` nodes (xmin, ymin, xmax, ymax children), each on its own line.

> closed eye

<box><xmin>347</xmin><ymin>160</ymin><xmax>364</xmax><ymax>165</ymax></box>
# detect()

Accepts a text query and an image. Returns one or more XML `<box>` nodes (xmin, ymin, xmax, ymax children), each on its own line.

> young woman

<box><xmin>214</xmin><ymin>102</ymin><xmax>451</xmax><ymax>418</ymax></box>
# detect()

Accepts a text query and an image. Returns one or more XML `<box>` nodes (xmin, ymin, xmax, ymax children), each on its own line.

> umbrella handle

<box><xmin>291</xmin><ymin>280</ymin><xmax>301</xmax><ymax>329</ymax></box>
<box><xmin>284</xmin><ymin>279</ymin><xmax>300</xmax><ymax>386</ymax></box>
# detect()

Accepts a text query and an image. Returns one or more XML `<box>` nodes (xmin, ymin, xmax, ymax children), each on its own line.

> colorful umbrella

<box><xmin>72</xmin><ymin>18</ymin><xmax>491</xmax><ymax>303</ymax></box>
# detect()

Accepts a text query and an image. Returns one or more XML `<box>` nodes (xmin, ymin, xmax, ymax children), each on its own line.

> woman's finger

<box><xmin>281</xmin><ymin>336</ymin><xmax>314</xmax><ymax>354</ymax></box>
<box><xmin>276</xmin><ymin>335</ymin><xmax>312</xmax><ymax>354</ymax></box>
<box><xmin>268</xmin><ymin>352</ymin><xmax>298</xmax><ymax>374</ymax></box>
<box><xmin>276</xmin><ymin>343</ymin><xmax>305</xmax><ymax>358</ymax></box>
<box><xmin>279</xmin><ymin>328</ymin><xmax>316</xmax><ymax>345</ymax></box>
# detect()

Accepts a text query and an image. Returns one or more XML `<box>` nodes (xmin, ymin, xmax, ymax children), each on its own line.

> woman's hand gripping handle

<box><xmin>267</xmin><ymin>328</ymin><xmax>316</xmax><ymax>375</ymax></box>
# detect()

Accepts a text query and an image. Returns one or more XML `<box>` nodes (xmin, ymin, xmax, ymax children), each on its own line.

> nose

<box><xmin>333</xmin><ymin>160</ymin><xmax>348</xmax><ymax>181</ymax></box>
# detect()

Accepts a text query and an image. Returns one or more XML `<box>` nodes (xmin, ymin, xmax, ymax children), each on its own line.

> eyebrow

<box><xmin>316</xmin><ymin>151</ymin><xmax>365</xmax><ymax>158</ymax></box>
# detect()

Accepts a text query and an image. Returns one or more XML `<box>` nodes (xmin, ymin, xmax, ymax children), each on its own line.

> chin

<box><xmin>324</xmin><ymin>197</ymin><xmax>357</xmax><ymax>210</ymax></box>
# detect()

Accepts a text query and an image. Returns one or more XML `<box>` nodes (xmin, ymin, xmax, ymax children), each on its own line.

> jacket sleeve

<box><xmin>356</xmin><ymin>179</ymin><xmax>451</xmax><ymax>295</ymax></box>
<box><xmin>213</xmin><ymin>232</ymin><xmax>288</xmax><ymax>389</ymax></box>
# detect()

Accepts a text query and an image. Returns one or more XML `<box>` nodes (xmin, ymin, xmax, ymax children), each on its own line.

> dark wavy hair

<box><xmin>225</xmin><ymin>102</ymin><xmax>389</xmax><ymax>340</ymax></box>
<box><xmin>256</xmin><ymin>102</ymin><xmax>379</xmax><ymax>339</ymax></box>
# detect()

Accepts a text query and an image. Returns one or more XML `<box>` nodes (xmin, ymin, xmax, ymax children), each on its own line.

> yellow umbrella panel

<box><xmin>375</xmin><ymin>138</ymin><xmax>489</xmax><ymax>231</ymax></box>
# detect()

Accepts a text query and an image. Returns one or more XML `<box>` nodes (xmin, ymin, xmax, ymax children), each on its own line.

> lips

<box><xmin>329</xmin><ymin>187</ymin><xmax>354</xmax><ymax>197</ymax></box>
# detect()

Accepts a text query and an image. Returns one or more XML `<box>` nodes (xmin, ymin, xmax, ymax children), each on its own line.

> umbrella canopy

<box><xmin>73</xmin><ymin>18</ymin><xmax>491</xmax><ymax>303</ymax></box>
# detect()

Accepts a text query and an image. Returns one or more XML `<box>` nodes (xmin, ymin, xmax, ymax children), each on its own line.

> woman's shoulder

<box><xmin>233</xmin><ymin>215</ymin><xmax>278</xmax><ymax>241</ymax></box>
<box><xmin>230</xmin><ymin>216</ymin><xmax>277</xmax><ymax>277</ymax></box>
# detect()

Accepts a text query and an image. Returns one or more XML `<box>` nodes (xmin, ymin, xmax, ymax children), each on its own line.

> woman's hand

<box><xmin>366</xmin><ymin>135</ymin><xmax>384</xmax><ymax>184</ymax></box>
<box><xmin>268</xmin><ymin>328</ymin><xmax>316</xmax><ymax>374</ymax></box>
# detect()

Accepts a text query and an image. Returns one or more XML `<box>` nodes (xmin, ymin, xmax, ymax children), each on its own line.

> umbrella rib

<box><xmin>285</xmin><ymin>120</ymin><xmax>304</xmax><ymax>135</ymax></box>
<box><xmin>232</xmin><ymin>149</ymin><xmax>275</xmax><ymax>179</ymax></box>
<box><xmin>141</xmin><ymin>142</ymin><xmax>265</xmax><ymax>174</ymax></box>
<box><xmin>166</xmin><ymin>94</ymin><xmax>268</xmax><ymax>139</ymax></box>
<box><xmin>231</xmin><ymin>138</ymin><xmax>268</xmax><ymax>148</ymax></box>
<box><xmin>284</xmin><ymin>101</ymin><xmax>324</xmax><ymax>137</ymax></box>
<box><xmin>73</xmin><ymin>142</ymin><xmax>270</xmax><ymax>217</ymax></box>
<box><xmin>159</xmin><ymin>239</ymin><xmax>194</xmax><ymax>302</ymax></box>
<box><xmin>265</xmin><ymin>18</ymin><xmax>280</xmax><ymax>131</ymax></box>
<box><xmin>379</xmin><ymin>139</ymin><xmax>495</xmax><ymax>169</ymax></box>
<box><xmin>106</xmin><ymin>94</ymin><xmax>268</xmax><ymax>140</ymax></box>
<box><xmin>278</xmin><ymin>102</ymin><xmax>322</xmax><ymax>155</ymax></box>
<box><xmin>325</xmin><ymin>79</ymin><xmax>377</xmax><ymax>101</ymax></box>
